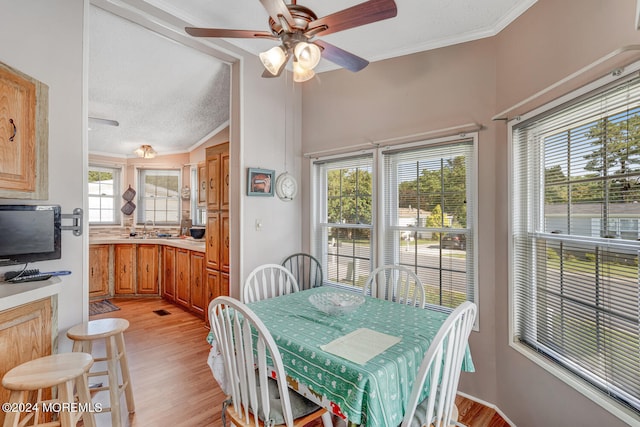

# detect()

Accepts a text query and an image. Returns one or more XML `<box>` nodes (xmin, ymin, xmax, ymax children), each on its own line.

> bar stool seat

<box><xmin>66</xmin><ymin>318</ymin><xmax>134</xmax><ymax>427</ymax></box>
<box><xmin>2</xmin><ymin>352</ymin><xmax>96</xmax><ymax>427</ymax></box>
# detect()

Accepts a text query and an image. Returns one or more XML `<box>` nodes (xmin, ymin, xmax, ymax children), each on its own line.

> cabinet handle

<box><xmin>209</xmin><ymin>178</ymin><xmax>214</xmax><ymax>189</ymax></box>
<box><xmin>209</xmin><ymin>236</ymin><xmax>213</xmax><ymax>247</ymax></box>
<box><xmin>225</xmin><ymin>174</ymin><xmax>229</xmax><ymax>185</ymax></box>
<box><xmin>146</xmin><ymin>264</ymin><xmax>149</xmax><ymax>273</ymax></box>
<box><xmin>225</xmin><ymin>237</ymin><xmax>229</xmax><ymax>248</ymax></box>
<box><xmin>180</xmin><ymin>272</ymin><xmax>183</xmax><ymax>280</ymax></box>
<box><xmin>201</xmin><ymin>181</ymin><xmax>206</xmax><ymax>191</ymax></box>
<box><xmin>123</xmin><ymin>265</ymin><xmax>126</xmax><ymax>273</ymax></box>
<box><xmin>91</xmin><ymin>267</ymin><xmax>94</xmax><ymax>276</ymax></box>
<box><xmin>9</xmin><ymin>118</ymin><xmax>16</xmax><ymax>142</ymax></box>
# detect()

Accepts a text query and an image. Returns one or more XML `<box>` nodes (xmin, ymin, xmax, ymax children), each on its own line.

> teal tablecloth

<box><xmin>214</xmin><ymin>287</ymin><xmax>474</xmax><ymax>426</ymax></box>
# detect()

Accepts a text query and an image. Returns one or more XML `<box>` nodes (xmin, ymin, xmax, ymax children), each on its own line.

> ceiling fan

<box><xmin>185</xmin><ymin>0</ymin><xmax>397</xmax><ymax>82</ymax></box>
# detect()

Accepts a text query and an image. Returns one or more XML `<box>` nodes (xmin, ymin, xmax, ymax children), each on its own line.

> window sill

<box><xmin>509</xmin><ymin>341</ymin><xmax>639</xmax><ymax>425</ymax></box>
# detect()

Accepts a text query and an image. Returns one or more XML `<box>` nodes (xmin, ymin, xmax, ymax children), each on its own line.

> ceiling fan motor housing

<box><xmin>269</xmin><ymin>4</ymin><xmax>317</xmax><ymax>36</ymax></box>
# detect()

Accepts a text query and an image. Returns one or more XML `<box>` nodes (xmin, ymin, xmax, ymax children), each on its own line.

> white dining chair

<box><xmin>242</xmin><ymin>264</ymin><xmax>300</xmax><ymax>303</ymax></box>
<box><xmin>401</xmin><ymin>301</ymin><xmax>477</xmax><ymax>427</ymax></box>
<box><xmin>209</xmin><ymin>296</ymin><xmax>333</xmax><ymax>427</ymax></box>
<box><xmin>363</xmin><ymin>265</ymin><xmax>426</xmax><ymax>308</ymax></box>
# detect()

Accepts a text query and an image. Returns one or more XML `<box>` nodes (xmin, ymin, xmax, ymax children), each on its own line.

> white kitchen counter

<box><xmin>90</xmin><ymin>236</ymin><xmax>206</xmax><ymax>252</ymax></box>
<box><xmin>0</xmin><ymin>276</ymin><xmax>61</xmax><ymax>311</ymax></box>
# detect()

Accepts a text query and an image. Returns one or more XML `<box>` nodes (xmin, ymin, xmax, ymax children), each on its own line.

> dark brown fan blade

<box><xmin>314</xmin><ymin>40</ymin><xmax>369</xmax><ymax>72</ymax></box>
<box><xmin>306</xmin><ymin>0</ymin><xmax>397</xmax><ymax>36</ymax></box>
<box><xmin>185</xmin><ymin>27</ymin><xmax>277</xmax><ymax>40</ymax></box>
<box><xmin>259</xmin><ymin>0</ymin><xmax>296</xmax><ymax>29</ymax></box>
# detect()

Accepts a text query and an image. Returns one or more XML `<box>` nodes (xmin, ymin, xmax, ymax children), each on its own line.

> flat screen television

<box><xmin>0</xmin><ymin>204</ymin><xmax>62</xmax><ymax>265</ymax></box>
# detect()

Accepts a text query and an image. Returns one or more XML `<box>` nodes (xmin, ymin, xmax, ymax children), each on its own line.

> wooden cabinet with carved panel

<box><xmin>0</xmin><ymin>61</ymin><xmax>48</xmax><ymax>199</ymax></box>
<box><xmin>89</xmin><ymin>244</ymin><xmax>109</xmax><ymax>298</ymax></box>
<box><xmin>221</xmin><ymin>152</ymin><xmax>229</xmax><ymax>210</ymax></box>
<box><xmin>0</xmin><ymin>297</ymin><xmax>54</xmax><ymax>424</ymax></box>
<box><xmin>206</xmin><ymin>153</ymin><xmax>220</xmax><ymax>211</ymax></box>
<box><xmin>163</xmin><ymin>245</ymin><xmax>176</xmax><ymax>302</ymax></box>
<box><xmin>206</xmin><ymin>212</ymin><xmax>220</xmax><ymax>271</ymax></box>
<box><xmin>137</xmin><ymin>244</ymin><xmax>159</xmax><ymax>294</ymax></box>
<box><xmin>175</xmin><ymin>248</ymin><xmax>190</xmax><ymax>308</ymax></box>
<box><xmin>198</xmin><ymin>162</ymin><xmax>206</xmax><ymax>205</ymax></box>
<box><xmin>115</xmin><ymin>244</ymin><xmax>135</xmax><ymax>295</ymax></box>
<box><xmin>220</xmin><ymin>211</ymin><xmax>230</xmax><ymax>273</ymax></box>
<box><xmin>190</xmin><ymin>251</ymin><xmax>205</xmax><ymax>316</ymax></box>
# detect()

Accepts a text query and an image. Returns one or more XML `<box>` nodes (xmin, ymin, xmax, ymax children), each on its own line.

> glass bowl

<box><xmin>309</xmin><ymin>291</ymin><xmax>365</xmax><ymax>316</ymax></box>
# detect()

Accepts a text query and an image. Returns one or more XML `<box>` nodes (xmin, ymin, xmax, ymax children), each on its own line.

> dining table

<box><xmin>208</xmin><ymin>286</ymin><xmax>475</xmax><ymax>427</ymax></box>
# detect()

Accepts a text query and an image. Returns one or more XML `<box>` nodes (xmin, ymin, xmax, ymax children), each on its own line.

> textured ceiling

<box><xmin>88</xmin><ymin>0</ymin><xmax>536</xmax><ymax>157</ymax></box>
<box><xmin>88</xmin><ymin>6</ymin><xmax>230</xmax><ymax>158</ymax></box>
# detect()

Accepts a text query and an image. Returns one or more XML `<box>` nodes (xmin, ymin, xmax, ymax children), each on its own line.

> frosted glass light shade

<box><xmin>293</xmin><ymin>60</ymin><xmax>315</xmax><ymax>82</ymax></box>
<box><xmin>259</xmin><ymin>46</ymin><xmax>287</xmax><ymax>75</ymax></box>
<box><xmin>134</xmin><ymin>144</ymin><xmax>157</xmax><ymax>159</ymax></box>
<box><xmin>294</xmin><ymin>42</ymin><xmax>321</xmax><ymax>70</ymax></box>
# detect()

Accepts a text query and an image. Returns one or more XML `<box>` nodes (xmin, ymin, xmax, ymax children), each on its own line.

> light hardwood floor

<box><xmin>89</xmin><ymin>297</ymin><xmax>509</xmax><ymax>427</ymax></box>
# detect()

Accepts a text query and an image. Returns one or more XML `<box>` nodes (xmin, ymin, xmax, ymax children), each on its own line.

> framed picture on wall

<box><xmin>247</xmin><ymin>168</ymin><xmax>275</xmax><ymax>196</ymax></box>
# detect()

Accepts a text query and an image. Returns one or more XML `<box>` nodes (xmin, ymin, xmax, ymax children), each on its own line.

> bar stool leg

<box><xmin>3</xmin><ymin>391</ymin><xmax>25</xmax><ymax>427</ymax></box>
<box><xmin>58</xmin><ymin>379</ymin><xmax>75</xmax><ymax>427</ymax></box>
<box><xmin>106</xmin><ymin>335</ymin><xmax>122</xmax><ymax>426</ymax></box>
<box><xmin>115</xmin><ymin>332</ymin><xmax>135</xmax><ymax>413</ymax></box>
<box><xmin>76</xmin><ymin>371</ymin><xmax>96</xmax><ymax>427</ymax></box>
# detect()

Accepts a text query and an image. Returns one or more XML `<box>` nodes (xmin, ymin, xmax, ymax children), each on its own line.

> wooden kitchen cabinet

<box><xmin>198</xmin><ymin>162</ymin><xmax>206</xmax><ymax>205</ymax></box>
<box><xmin>190</xmin><ymin>251</ymin><xmax>205</xmax><ymax>316</ymax></box>
<box><xmin>221</xmin><ymin>152</ymin><xmax>229</xmax><ymax>210</ymax></box>
<box><xmin>115</xmin><ymin>244</ymin><xmax>135</xmax><ymax>295</ymax></box>
<box><xmin>206</xmin><ymin>153</ymin><xmax>220</xmax><ymax>211</ymax></box>
<box><xmin>206</xmin><ymin>212</ymin><xmax>220</xmax><ymax>270</ymax></box>
<box><xmin>0</xmin><ymin>61</ymin><xmax>48</xmax><ymax>199</ymax></box>
<box><xmin>220</xmin><ymin>211</ymin><xmax>230</xmax><ymax>273</ymax></box>
<box><xmin>89</xmin><ymin>244</ymin><xmax>109</xmax><ymax>298</ymax></box>
<box><xmin>175</xmin><ymin>248</ymin><xmax>190</xmax><ymax>308</ymax></box>
<box><xmin>137</xmin><ymin>244</ymin><xmax>159</xmax><ymax>294</ymax></box>
<box><xmin>163</xmin><ymin>246</ymin><xmax>176</xmax><ymax>302</ymax></box>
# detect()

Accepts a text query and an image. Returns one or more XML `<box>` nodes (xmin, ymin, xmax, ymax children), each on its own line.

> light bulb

<box><xmin>294</xmin><ymin>42</ymin><xmax>321</xmax><ymax>70</ymax></box>
<box><xmin>293</xmin><ymin>60</ymin><xmax>315</xmax><ymax>83</ymax></box>
<box><xmin>259</xmin><ymin>46</ymin><xmax>287</xmax><ymax>76</ymax></box>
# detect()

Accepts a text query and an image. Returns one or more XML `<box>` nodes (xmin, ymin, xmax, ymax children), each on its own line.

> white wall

<box><xmin>0</xmin><ymin>0</ymin><xmax>88</xmax><ymax>349</ymax></box>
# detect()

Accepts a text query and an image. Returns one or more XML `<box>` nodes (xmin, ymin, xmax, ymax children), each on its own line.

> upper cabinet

<box><xmin>198</xmin><ymin>162</ymin><xmax>206</xmax><ymax>205</ymax></box>
<box><xmin>0</xmin><ymin>61</ymin><xmax>48</xmax><ymax>199</ymax></box>
<box><xmin>205</xmin><ymin>142</ymin><xmax>229</xmax><ymax>211</ymax></box>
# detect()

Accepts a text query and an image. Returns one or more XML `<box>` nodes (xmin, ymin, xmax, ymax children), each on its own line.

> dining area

<box><xmin>207</xmin><ymin>259</ymin><xmax>477</xmax><ymax>427</ymax></box>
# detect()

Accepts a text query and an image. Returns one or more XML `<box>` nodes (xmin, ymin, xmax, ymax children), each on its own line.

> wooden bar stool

<box><xmin>66</xmin><ymin>318</ymin><xmax>134</xmax><ymax>427</ymax></box>
<box><xmin>2</xmin><ymin>352</ymin><xmax>96</xmax><ymax>427</ymax></box>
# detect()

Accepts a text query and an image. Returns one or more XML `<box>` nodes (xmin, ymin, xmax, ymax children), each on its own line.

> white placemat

<box><xmin>320</xmin><ymin>328</ymin><xmax>401</xmax><ymax>365</ymax></box>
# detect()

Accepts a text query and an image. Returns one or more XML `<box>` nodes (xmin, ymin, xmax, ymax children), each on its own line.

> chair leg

<box><xmin>57</xmin><ymin>379</ymin><xmax>75</xmax><ymax>427</ymax></box>
<box><xmin>115</xmin><ymin>331</ymin><xmax>135</xmax><ymax>413</ymax></box>
<box><xmin>76</xmin><ymin>372</ymin><xmax>96</xmax><ymax>427</ymax></box>
<box><xmin>321</xmin><ymin>412</ymin><xmax>334</xmax><ymax>427</ymax></box>
<box><xmin>106</xmin><ymin>335</ymin><xmax>122</xmax><ymax>426</ymax></box>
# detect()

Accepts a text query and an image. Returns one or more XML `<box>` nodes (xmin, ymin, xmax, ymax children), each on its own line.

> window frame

<box><xmin>311</xmin><ymin>152</ymin><xmax>376</xmax><ymax>292</ymax></box>
<box><xmin>508</xmin><ymin>61</ymin><xmax>640</xmax><ymax>425</ymax></box>
<box><xmin>137</xmin><ymin>168</ymin><xmax>182</xmax><ymax>226</ymax></box>
<box><xmin>88</xmin><ymin>164</ymin><xmax>122</xmax><ymax>225</ymax></box>
<box><xmin>380</xmin><ymin>134</ymin><xmax>479</xmax><ymax>315</ymax></box>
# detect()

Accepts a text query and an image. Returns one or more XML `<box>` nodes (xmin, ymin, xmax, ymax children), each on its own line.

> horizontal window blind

<box><xmin>512</xmin><ymin>75</ymin><xmax>640</xmax><ymax>413</ymax></box>
<box><xmin>313</xmin><ymin>154</ymin><xmax>374</xmax><ymax>290</ymax></box>
<box><xmin>383</xmin><ymin>138</ymin><xmax>476</xmax><ymax>309</ymax></box>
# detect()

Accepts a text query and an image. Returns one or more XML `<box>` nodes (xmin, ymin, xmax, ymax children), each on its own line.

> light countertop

<box><xmin>0</xmin><ymin>276</ymin><xmax>61</xmax><ymax>311</ymax></box>
<box><xmin>90</xmin><ymin>237</ymin><xmax>206</xmax><ymax>252</ymax></box>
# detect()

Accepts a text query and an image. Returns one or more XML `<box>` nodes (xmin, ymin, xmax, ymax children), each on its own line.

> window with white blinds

<box><xmin>88</xmin><ymin>165</ymin><xmax>121</xmax><ymax>224</ymax></box>
<box><xmin>312</xmin><ymin>154</ymin><xmax>374</xmax><ymax>290</ymax></box>
<box><xmin>137</xmin><ymin>169</ymin><xmax>181</xmax><ymax>225</ymax></box>
<box><xmin>382</xmin><ymin>137</ymin><xmax>477</xmax><ymax>309</ymax></box>
<box><xmin>511</xmin><ymin>73</ymin><xmax>640</xmax><ymax>415</ymax></box>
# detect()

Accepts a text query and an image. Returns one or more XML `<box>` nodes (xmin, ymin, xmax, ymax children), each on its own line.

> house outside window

<box><xmin>137</xmin><ymin>169</ymin><xmax>181</xmax><ymax>225</ymax></box>
<box><xmin>88</xmin><ymin>165</ymin><xmax>121</xmax><ymax>224</ymax></box>
<box><xmin>382</xmin><ymin>136</ymin><xmax>477</xmax><ymax>309</ymax></box>
<box><xmin>311</xmin><ymin>134</ymin><xmax>477</xmax><ymax>311</ymax></box>
<box><xmin>510</xmin><ymin>66</ymin><xmax>640</xmax><ymax>420</ymax></box>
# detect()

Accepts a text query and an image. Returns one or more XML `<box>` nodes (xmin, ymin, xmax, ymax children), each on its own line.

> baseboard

<box><xmin>457</xmin><ymin>391</ymin><xmax>517</xmax><ymax>427</ymax></box>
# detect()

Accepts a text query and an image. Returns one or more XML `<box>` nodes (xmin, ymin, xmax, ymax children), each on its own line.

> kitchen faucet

<box><xmin>143</xmin><ymin>219</ymin><xmax>155</xmax><ymax>238</ymax></box>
